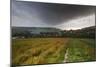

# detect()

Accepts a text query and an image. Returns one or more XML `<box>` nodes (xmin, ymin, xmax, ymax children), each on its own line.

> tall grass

<box><xmin>12</xmin><ymin>38</ymin><xmax>96</xmax><ymax>65</ymax></box>
<box><xmin>66</xmin><ymin>38</ymin><xmax>96</xmax><ymax>62</ymax></box>
<box><xmin>12</xmin><ymin>38</ymin><xmax>68</xmax><ymax>65</ymax></box>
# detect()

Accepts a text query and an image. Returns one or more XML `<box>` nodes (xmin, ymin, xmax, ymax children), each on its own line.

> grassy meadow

<box><xmin>12</xmin><ymin>38</ymin><xmax>96</xmax><ymax>65</ymax></box>
<box><xmin>67</xmin><ymin>38</ymin><xmax>96</xmax><ymax>62</ymax></box>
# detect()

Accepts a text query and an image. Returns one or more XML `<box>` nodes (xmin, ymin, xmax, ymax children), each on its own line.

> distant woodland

<box><xmin>12</xmin><ymin>26</ymin><xmax>96</xmax><ymax>38</ymax></box>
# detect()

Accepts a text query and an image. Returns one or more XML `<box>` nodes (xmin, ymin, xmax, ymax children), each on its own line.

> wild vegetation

<box><xmin>66</xmin><ymin>38</ymin><xmax>96</xmax><ymax>62</ymax></box>
<box><xmin>12</xmin><ymin>38</ymin><xmax>96</xmax><ymax>65</ymax></box>
<box><xmin>12</xmin><ymin>38</ymin><xmax>68</xmax><ymax>65</ymax></box>
<box><xmin>12</xmin><ymin>26</ymin><xmax>96</xmax><ymax>66</ymax></box>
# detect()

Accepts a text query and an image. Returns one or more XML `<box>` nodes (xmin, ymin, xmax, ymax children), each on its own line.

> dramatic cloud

<box><xmin>55</xmin><ymin>14</ymin><xmax>95</xmax><ymax>30</ymax></box>
<box><xmin>11</xmin><ymin>0</ymin><xmax>96</xmax><ymax>30</ymax></box>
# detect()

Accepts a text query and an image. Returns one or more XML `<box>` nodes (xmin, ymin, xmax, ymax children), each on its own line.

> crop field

<box><xmin>67</xmin><ymin>38</ymin><xmax>96</xmax><ymax>62</ymax></box>
<box><xmin>12</xmin><ymin>38</ymin><xmax>96</xmax><ymax>65</ymax></box>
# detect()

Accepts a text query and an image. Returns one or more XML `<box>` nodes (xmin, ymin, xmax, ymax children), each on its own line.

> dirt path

<box><xmin>63</xmin><ymin>49</ymin><xmax>69</xmax><ymax>63</ymax></box>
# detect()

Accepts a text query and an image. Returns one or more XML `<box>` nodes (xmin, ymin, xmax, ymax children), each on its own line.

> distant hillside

<box><xmin>12</xmin><ymin>26</ymin><xmax>96</xmax><ymax>38</ymax></box>
<box><xmin>12</xmin><ymin>27</ymin><xmax>61</xmax><ymax>37</ymax></box>
<box><xmin>62</xmin><ymin>26</ymin><xmax>96</xmax><ymax>38</ymax></box>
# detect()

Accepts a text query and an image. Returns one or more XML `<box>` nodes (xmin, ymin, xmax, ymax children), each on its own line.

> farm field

<box><xmin>12</xmin><ymin>38</ymin><xmax>96</xmax><ymax>65</ymax></box>
<box><xmin>67</xmin><ymin>38</ymin><xmax>96</xmax><ymax>62</ymax></box>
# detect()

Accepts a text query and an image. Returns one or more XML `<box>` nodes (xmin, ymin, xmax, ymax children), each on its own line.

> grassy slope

<box><xmin>67</xmin><ymin>38</ymin><xmax>96</xmax><ymax>62</ymax></box>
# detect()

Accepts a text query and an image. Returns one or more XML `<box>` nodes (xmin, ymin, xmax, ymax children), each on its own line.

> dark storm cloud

<box><xmin>12</xmin><ymin>0</ymin><xmax>96</xmax><ymax>28</ymax></box>
<box><xmin>35</xmin><ymin>3</ymin><xmax>95</xmax><ymax>25</ymax></box>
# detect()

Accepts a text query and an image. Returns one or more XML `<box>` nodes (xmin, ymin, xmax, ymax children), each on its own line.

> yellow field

<box><xmin>12</xmin><ymin>38</ymin><xmax>68</xmax><ymax>65</ymax></box>
<box><xmin>12</xmin><ymin>38</ymin><xmax>96</xmax><ymax>65</ymax></box>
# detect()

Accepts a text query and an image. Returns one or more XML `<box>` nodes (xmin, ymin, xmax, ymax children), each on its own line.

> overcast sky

<box><xmin>11</xmin><ymin>0</ymin><xmax>96</xmax><ymax>30</ymax></box>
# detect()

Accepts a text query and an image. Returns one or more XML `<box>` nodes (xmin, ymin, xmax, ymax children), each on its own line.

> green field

<box><xmin>67</xmin><ymin>38</ymin><xmax>96</xmax><ymax>62</ymax></box>
<box><xmin>12</xmin><ymin>38</ymin><xmax>96</xmax><ymax>65</ymax></box>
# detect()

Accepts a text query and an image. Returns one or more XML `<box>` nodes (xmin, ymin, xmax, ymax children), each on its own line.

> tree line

<box><xmin>12</xmin><ymin>26</ymin><xmax>95</xmax><ymax>38</ymax></box>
